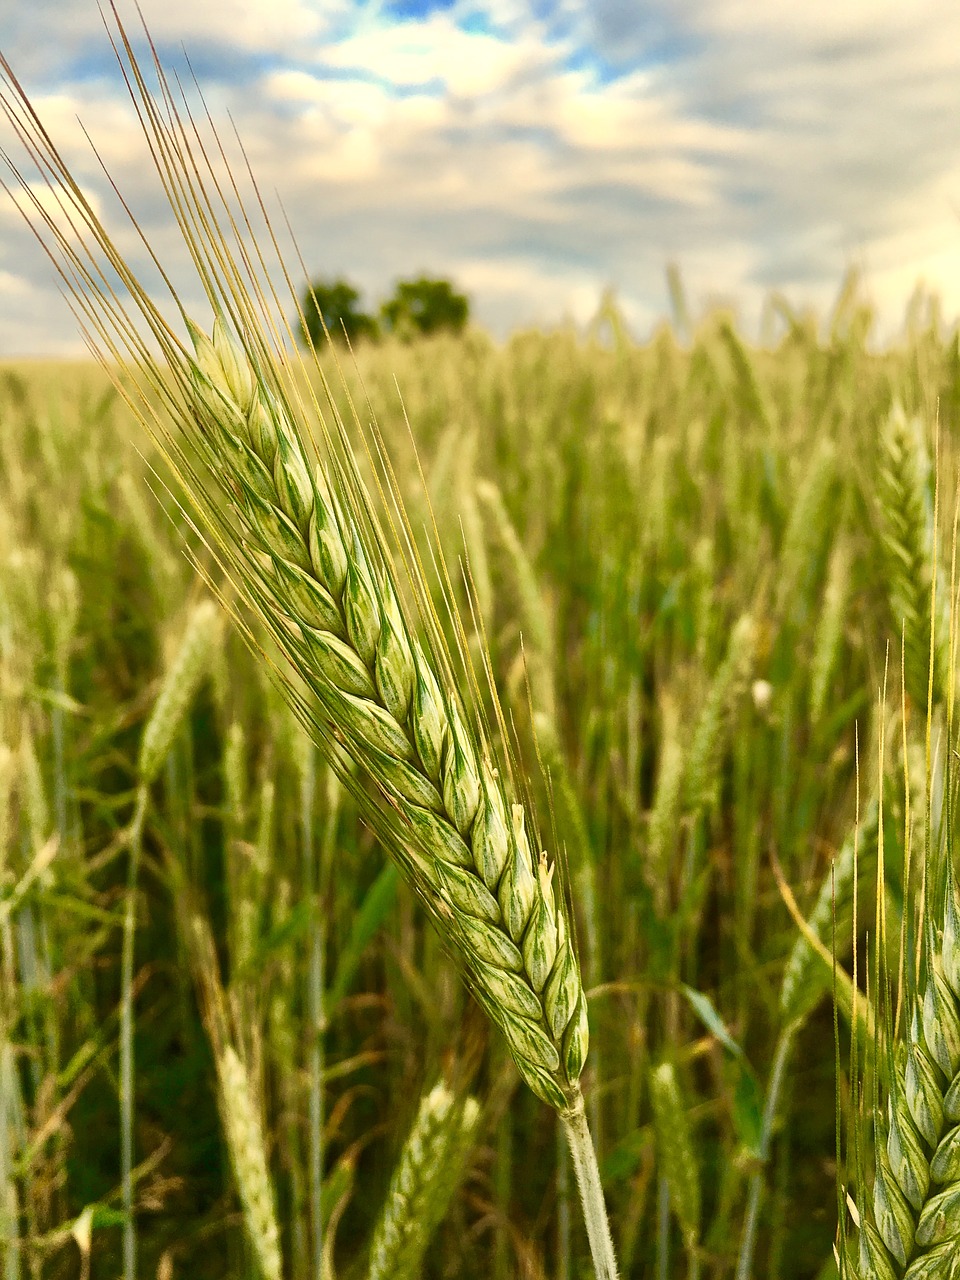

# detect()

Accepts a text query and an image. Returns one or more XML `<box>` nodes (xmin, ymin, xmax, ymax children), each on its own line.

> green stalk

<box><xmin>121</xmin><ymin>785</ymin><xmax>148</xmax><ymax>1280</ymax></box>
<box><xmin>657</xmin><ymin>1176</ymin><xmax>670</xmax><ymax>1280</ymax></box>
<box><xmin>0</xmin><ymin>1039</ymin><xmax>23</xmax><ymax>1280</ymax></box>
<box><xmin>494</xmin><ymin>1086</ymin><xmax>512</xmax><ymax>1280</ymax></box>
<box><xmin>561</xmin><ymin>1089</ymin><xmax>618</xmax><ymax>1280</ymax></box>
<box><xmin>735</xmin><ymin>1023</ymin><xmax>797</xmax><ymax>1280</ymax></box>
<box><xmin>302</xmin><ymin>743</ymin><xmax>324</xmax><ymax>1280</ymax></box>
<box><xmin>557</xmin><ymin>1115</ymin><xmax>571</xmax><ymax>1280</ymax></box>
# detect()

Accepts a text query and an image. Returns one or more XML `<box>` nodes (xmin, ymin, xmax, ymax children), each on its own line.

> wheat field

<box><xmin>2</xmin><ymin>278</ymin><xmax>959</xmax><ymax>1278</ymax></box>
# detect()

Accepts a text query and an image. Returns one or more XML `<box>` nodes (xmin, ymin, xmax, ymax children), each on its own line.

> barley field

<box><xmin>4</xmin><ymin>19</ymin><xmax>960</xmax><ymax>1280</ymax></box>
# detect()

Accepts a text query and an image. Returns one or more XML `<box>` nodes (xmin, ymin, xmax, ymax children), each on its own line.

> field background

<box><xmin>1</xmin><ymin>277</ymin><xmax>956</xmax><ymax>1279</ymax></box>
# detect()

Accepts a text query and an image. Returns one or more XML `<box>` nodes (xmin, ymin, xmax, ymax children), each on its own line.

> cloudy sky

<box><xmin>1</xmin><ymin>0</ymin><xmax>959</xmax><ymax>355</ymax></box>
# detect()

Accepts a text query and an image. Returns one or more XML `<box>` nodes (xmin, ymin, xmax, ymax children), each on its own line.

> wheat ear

<box><xmin>875</xmin><ymin>404</ymin><xmax>949</xmax><ymax>712</ymax></box>
<box><xmin>188</xmin><ymin>326</ymin><xmax>613</xmax><ymax>1273</ymax></box>
<box><xmin>684</xmin><ymin>613</ymin><xmax>755</xmax><ymax>815</ymax></box>
<box><xmin>650</xmin><ymin>1062</ymin><xmax>701</xmax><ymax>1272</ymax></box>
<box><xmin>217</xmin><ymin>1046</ymin><xmax>283</xmax><ymax>1280</ymax></box>
<box><xmin>367</xmin><ymin>1080</ymin><xmax>481</xmax><ymax>1280</ymax></box>
<box><xmin>853</xmin><ymin>879</ymin><xmax>960</xmax><ymax>1279</ymax></box>
<box><xmin>187</xmin><ymin>318</ymin><xmax>588</xmax><ymax>1113</ymax></box>
<box><xmin>188</xmin><ymin>314</ymin><xmax>615</xmax><ymax>1273</ymax></box>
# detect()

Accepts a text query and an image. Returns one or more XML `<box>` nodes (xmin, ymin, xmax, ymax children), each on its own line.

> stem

<box><xmin>561</xmin><ymin>1089</ymin><xmax>619</xmax><ymax>1280</ymax></box>
<box><xmin>557</xmin><ymin>1114</ymin><xmax>571</xmax><ymax>1280</ymax></box>
<box><xmin>656</xmin><ymin>1177</ymin><xmax>670</xmax><ymax>1280</ymax></box>
<box><xmin>735</xmin><ymin>1022</ymin><xmax>797</xmax><ymax>1280</ymax></box>
<box><xmin>494</xmin><ymin>1083</ymin><xmax>512</xmax><ymax>1280</ymax></box>
<box><xmin>303</xmin><ymin>744</ymin><xmax>324</xmax><ymax>1280</ymax></box>
<box><xmin>121</xmin><ymin>786</ymin><xmax>148</xmax><ymax>1280</ymax></box>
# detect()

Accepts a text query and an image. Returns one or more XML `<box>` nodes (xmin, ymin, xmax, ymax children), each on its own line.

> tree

<box><xmin>300</xmin><ymin>278</ymin><xmax>379</xmax><ymax>348</ymax></box>
<box><xmin>380</xmin><ymin>276</ymin><xmax>469</xmax><ymax>339</ymax></box>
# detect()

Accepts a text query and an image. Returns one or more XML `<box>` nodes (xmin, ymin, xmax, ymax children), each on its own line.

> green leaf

<box><xmin>680</xmin><ymin>984</ymin><xmax>764</xmax><ymax>1157</ymax></box>
<box><xmin>602</xmin><ymin>1128</ymin><xmax>653</xmax><ymax>1182</ymax></box>
<box><xmin>328</xmin><ymin>863</ymin><xmax>399</xmax><ymax>1013</ymax></box>
<box><xmin>681</xmin><ymin>985</ymin><xmax>745</xmax><ymax>1058</ymax></box>
<box><xmin>239</xmin><ymin>897</ymin><xmax>316</xmax><ymax>975</ymax></box>
<box><xmin>732</xmin><ymin>1064</ymin><xmax>765</xmax><ymax>1159</ymax></box>
<box><xmin>321</xmin><ymin>1153</ymin><xmax>355</xmax><ymax>1223</ymax></box>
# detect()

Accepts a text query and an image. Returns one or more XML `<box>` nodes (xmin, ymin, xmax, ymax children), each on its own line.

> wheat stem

<box><xmin>561</xmin><ymin>1089</ymin><xmax>619</xmax><ymax>1280</ymax></box>
<box><xmin>302</xmin><ymin>744</ymin><xmax>328</xmax><ymax>1280</ymax></box>
<box><xmin>120</xmin><ymin>785</ymin><xmax>147</xmax><ymax>1280</ymax></box>
<box><xmin>736</xmin><ymin>1023</ymin><xmax>797</xmax><ymax>1280</ymax></box>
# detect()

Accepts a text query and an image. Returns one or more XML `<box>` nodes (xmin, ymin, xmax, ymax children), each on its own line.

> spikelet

<box><xmin>776</xmin><ymin>441</ymin><xmax>838</xmax><ymax>627</ymax></box>
<box><xmin>684</xmin><ymin>615</ymin><xmax>755</xmax><ymax>815</ymax></box>
<box><xmin>809</xmin><ymin>538</ymin><xmax>852</xmax><ymax>725</ymax></box>
<box><xmin>367</xmin><ymin>1081</ymin><xmax>481</xmax><ymax>1280</ymax></box>
<box><xmin>646</xmin><ymin>694</ymin><xmax>685</xmax><ymax>899</ymax></box>
<box><xmin>874</xmin><ymin>404</ymin><xmax>950</xmax><ymax>713</ymax></box>
<box><xmin>138</xmin><ymin>600</ymin><xmax>221</xmax><ymax>785</ymax></box>
<box><xmin>217</xmin><ymin>1045</ymin><xmax>283</xmax><ymax>1280</ymax></box>
<box><xmin>649</xmin><ymin>1062</ymin><xmax>701</xmax><ymax>1256</ymax></box>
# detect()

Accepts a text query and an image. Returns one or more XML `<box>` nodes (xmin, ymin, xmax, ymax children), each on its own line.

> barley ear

<box><xmin>0</xmin><ymin>32</ymin><xmax>617</xmax><ymax>1269</ymax></box>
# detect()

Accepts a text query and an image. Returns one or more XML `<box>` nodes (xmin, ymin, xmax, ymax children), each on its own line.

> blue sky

<box><xmin>2</xmin><ymin>0</ymin><xmax>960</xmax><ymax>354</ymax></box>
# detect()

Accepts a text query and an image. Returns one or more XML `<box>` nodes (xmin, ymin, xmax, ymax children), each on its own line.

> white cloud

<box><xmin>1</xmin><ymin>0</ymin><xmax>329</xmax><ymax>66</ymax></box>
<box><xmin>455</xmin><ymin>254</ymin><xmax>610</xmax><ymax>329</ymax></box>
<box><xmin>696</xmin><ymin>0</ymin><xmax>939</xmax><ymax>41</ymax></box>
<box><xmin>136</xmin><ymin>0</ymin><xmax>324</xmax><ymax>48</ymax></box>
<box><xmin>0</xmin><ymin>178</ymin><xmax>104</xmax><ymax>241</ymax></box>
<box><xmin>0</xmin><ymin>269</ymin><xmax>30</xmax><ymax>299</ymax></box>
<box><xmin>319</xmin><ymin>12</ymin><xmax>540</xmax><ymax>96</ymax></box>
<box><xmin>1</xmin><ymin>0</ymin><xmax>960</xmax><ymax>355</ymax></box>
